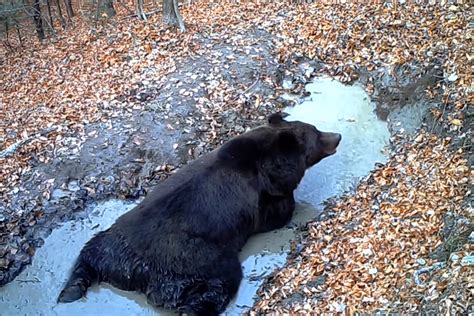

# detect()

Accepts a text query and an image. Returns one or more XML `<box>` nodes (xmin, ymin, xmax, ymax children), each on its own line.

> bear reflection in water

<box><xmin>58</xmin><ymin>113</ymin><xmax>341</xmax><ymax>316</ymax></box>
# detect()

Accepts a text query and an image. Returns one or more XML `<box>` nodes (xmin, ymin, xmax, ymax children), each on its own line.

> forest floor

<box><xmin>0</xmin><ymin>0</ymin><xmax>472</xmax><ymax>314</ymax></box>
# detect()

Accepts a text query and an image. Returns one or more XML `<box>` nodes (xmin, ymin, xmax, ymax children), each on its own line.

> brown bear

<box><xmin>57</xmin><ymin>113</ymin><xmax>341</xmax><ymax>315</ymax></box>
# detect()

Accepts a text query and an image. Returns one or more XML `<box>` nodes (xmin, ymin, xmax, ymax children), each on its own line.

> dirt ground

<box><xmin>0</xmin><ymin>0</ymin><xmax>472</xmax><ymax>313</ymax></box>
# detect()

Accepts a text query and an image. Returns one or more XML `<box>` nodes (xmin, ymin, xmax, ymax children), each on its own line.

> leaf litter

<box><xmin>0</xmin><ymin>0</ymin><xmax>472</xmax><ymax>312</ymax></box>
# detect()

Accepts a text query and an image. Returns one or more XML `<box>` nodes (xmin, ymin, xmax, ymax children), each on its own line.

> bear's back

<box><xmin>106</xmin><ymin>149</ymin><xmax>260</xmax><ymax>269</ymax></box>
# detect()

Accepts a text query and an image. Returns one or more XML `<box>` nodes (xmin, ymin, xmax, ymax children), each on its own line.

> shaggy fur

<box><xmin>58</xmin><ymin>113</ymin><xmax>341</xmax><ymax>315</ymax></box>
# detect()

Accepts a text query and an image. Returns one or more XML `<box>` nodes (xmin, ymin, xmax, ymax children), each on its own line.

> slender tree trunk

<box><xmin>94</xmin><ymin>0</ymin><xmax>100</xmax><ymax>27</ymax></box>
<box><xmin>135</xmin><ymin>0</ymin><xmax>147</xmax><ymax>20</ymax></box>
<box><xmin>163</xmin><ymin>0</ymin><xmax>185</xmax><ymax>32</ymax></box>
<box><xmin>8</xmin><ymin>0</ymin><xmax>23</xmax><ymax>47</ymax></box>
<box><xmin>15</xmin><ymin>20</ymin><xmax>23</xmax><ymax>47</ymax></box>
<box><xmin>3</xmin><ymin>21</ymin><xmax>13</xmax><ymax>51</ymax></box>
<box><xmin>63</xmin><ymin>0</ymin><xmax>74</xmax><ymax>18</ymax></box>
<box><xmin>32</xmin><ymin>0</ymin><xmax>45</xmax><ymax>40</ymax></box>
<box><xmin>55</xmin><ymin>0</ymin><xmax>66</xmax><ymax>28</ymax></box>
<box><xmin>46</xmin><ymin>0</ymin><xmax>55</xmax><ymax>32</ymax></box>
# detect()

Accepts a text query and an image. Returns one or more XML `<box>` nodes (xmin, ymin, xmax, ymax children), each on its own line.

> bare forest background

<box><xmin>0</xmin><ymin>0</ymin><xmax>187</xmax><ymax>50</ymax></box>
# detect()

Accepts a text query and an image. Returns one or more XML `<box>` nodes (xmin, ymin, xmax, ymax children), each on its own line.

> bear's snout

<box><xmin>321</xmin><ymin>132</ymin><xmax>341</xmax><ymax>155</ymax></box>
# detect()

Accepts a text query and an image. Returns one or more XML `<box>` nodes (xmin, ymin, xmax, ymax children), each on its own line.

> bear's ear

<box><xmin>218</xmin><ymin>137</ymin><xmax>261</xmax><ymax>167</ymax></box>
<box><xmin>276</xmin><ymin>130</ymin><xmax>303</xmax><ymax>154</ymax></box>
<box><xmin>268</xmin><ymin>112</ymin><xmax>290</xmax><ymax>125</ymax></box>
<box><xmin>257</xmin><ymin>131</ymin><xmax>305</xmax><ymax>196</ymax></box>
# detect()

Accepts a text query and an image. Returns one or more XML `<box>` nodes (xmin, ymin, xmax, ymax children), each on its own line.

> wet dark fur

<box><xmin>58</xmin><ymin>113</ymin><xmax>341</xmax><ymax>315</ymax></box>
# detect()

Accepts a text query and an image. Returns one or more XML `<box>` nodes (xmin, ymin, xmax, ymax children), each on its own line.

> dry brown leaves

<box><xmin>253</xmin><ymin>132</ymin><xmax>471</xmax><ymax>314</ymax></box>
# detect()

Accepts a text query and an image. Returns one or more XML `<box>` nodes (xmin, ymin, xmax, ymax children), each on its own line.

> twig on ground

<box><xmin>231</xmin><ymin>75</ymin><xmax>261</xmax><ymax>102</ymax></box>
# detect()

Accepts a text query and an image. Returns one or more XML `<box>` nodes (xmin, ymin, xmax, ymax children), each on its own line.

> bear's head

<box><xmin>218</xmin><ymin>112</ymin><xmax>341</xmax><ymax>196</ymax></box>
<box><xmin>267</xmin><ymin>112</ymin><xmax>341</xmax><ymax>167</ymax></box>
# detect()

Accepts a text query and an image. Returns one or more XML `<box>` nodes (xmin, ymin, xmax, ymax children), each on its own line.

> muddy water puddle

<box><xmin>0</xmin><ymin>77</ymin><xmax>389</xmax><ymax>315</ymax></box>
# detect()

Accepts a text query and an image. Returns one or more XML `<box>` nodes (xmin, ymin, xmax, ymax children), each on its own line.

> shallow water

<box><xmin>0</xmin><ymin>77</ymin><xmax>389</xmax><ymax>315</ymax></box>
<box><xmin>286</xmin><ymin>77</ymin><xmax>389</xmax><ymax>204</ymax></box>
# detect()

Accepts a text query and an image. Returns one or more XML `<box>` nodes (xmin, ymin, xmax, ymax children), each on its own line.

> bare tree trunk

<box><xmin>3</xmin><ymin>21</ymin><xmax>13</xmax><ymax>51</ymax></box>
<box><xmin>15</xmin><ymin>20</ymin><xmax>23</xmax><ymax>47</ymax></box>
<box><xmin>32</xmin><ymin>0</ymin><xmax>45</xmax><ymax>40</ymax></box>
<box><xmin>8</xmin><ymin>0</ymin><xmax>23</xmax><ymax>47</ymax></box>
<box><xmin>46</xmin><ymin>0</ymin><xmax>55</xmax><ymax>32</ymax></box>
<box><xmin>55</xmin><ymin>0</ymin><xmax>66</xmax><ymax>28</ymax></box>
<box><xmin>163</xmin><ymin>0</ymin><xmax>185</xmax><ymax>32</ymax></box>
<box><xmin>94</xmin><ymin>0</ymin><xmax>100</xmax><ymax>27</ymax></box>
<box><xmin>63</xmin><ymin>0</ymin><xmax>74</xmax><ymax>18</ymax></box>
<box><xmin>135</xmin><ymin>0</ymin><xmax>147</xmax><ymax>20</ymax></box>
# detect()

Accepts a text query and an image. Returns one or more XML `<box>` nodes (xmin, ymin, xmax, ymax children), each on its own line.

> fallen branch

<box><xmin>0</xmin><ymin>127</ymin><xmax>57</xmax><ymax>159</ymax></box>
